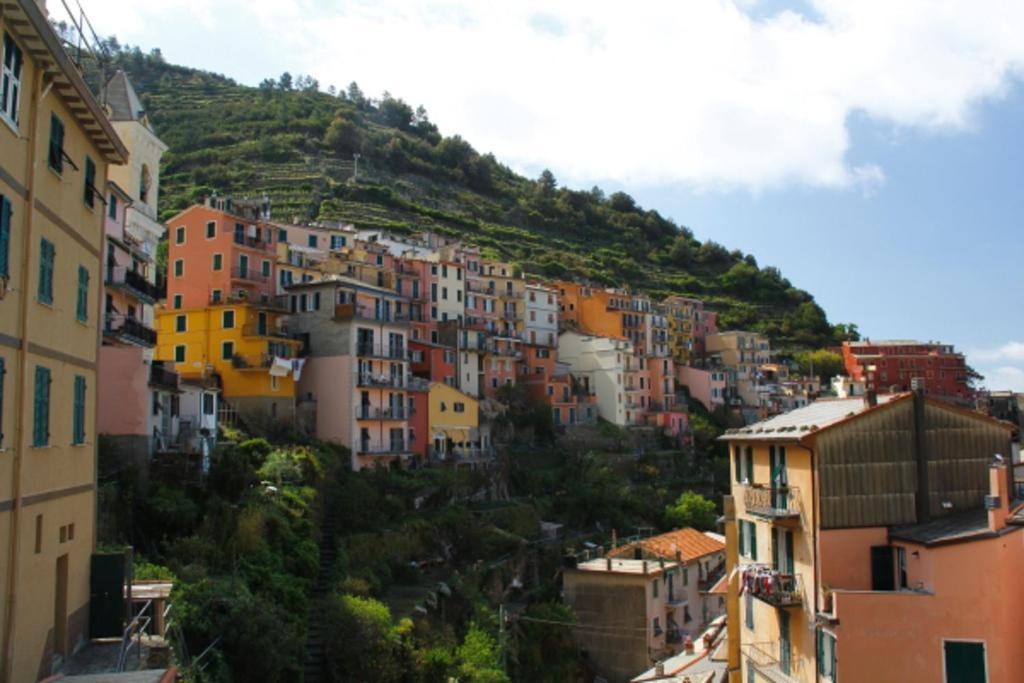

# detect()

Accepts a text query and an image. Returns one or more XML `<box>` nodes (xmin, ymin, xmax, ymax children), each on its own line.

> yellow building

<box><xmin>275</xmin><ymin>241</ymin><xmax>324</xmax><ymax>294</ymax></box>
<box><xmin>0</xmin><ymin>2</ymin><xmax>129</xmax><ymax>680</ymax></box>
<box><xmin>155</xmin><ymin>303</ymin><xmax>301</xmax><ymax>422</ymax></box>
<box><xmin>427</xmin><ymin>382</ymin><xmax>492</xmax><ymax>463</ymax></box>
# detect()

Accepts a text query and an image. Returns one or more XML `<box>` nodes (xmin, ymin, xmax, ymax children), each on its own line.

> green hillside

<box><xmin>90</xmin><ymin>45</ymin><xmax>856</xmax><ymax>349</ymax></box>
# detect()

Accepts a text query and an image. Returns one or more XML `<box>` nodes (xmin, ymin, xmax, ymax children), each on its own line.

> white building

<box><xmin>557</xmin><ymin>331</ymin><xmax>632</xmax><ymax>426</ymax></box>
<box><xmin>524</xmin><ymin>283</ymin><xmax>558</xmax><ymax>346</ymax></box>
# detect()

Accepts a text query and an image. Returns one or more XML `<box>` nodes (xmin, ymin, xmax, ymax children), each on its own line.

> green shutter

<box><xmin>83</xmin><ymin>156</ymin><xmax>96</xmax><ymax>207</ymax></box>
<box><xmin>48</xmin><ymin>113</ymin><xmax>64</xmax><ymax>172</ymax></box>
<box><xmin>817</xmin><ymin>629</ymin><xmax>824</xmax><ymax>674</ymax></box>
<box><xmin>76</xmin><ymin>265</ymin><xmax>89</xmax><ymax>321</ymax></box>
<box><xmin>745</xmin><ymin>447</ymin><xmax>754</xmax><ymax>484</ymax></box>
<box><xmin>33</xmin><ymin>365</ymin><xmax>50</xmax><ymax>446</ymax></box>
<box><xmin>785</xmin><ymin>530</ymin><xmax>795</xmax><ymax>574</ymax></box>
<box><xmin>734</xmin><ymin>447</ymin><xmax>741</xmax><ymax>483</ymax></box>
<box><xmin>72</xmin><ymin>375</ymin><xmax>85</xmax><ymax>444</ymax></box>
<box><xmin>749</xmin><ymin>522</ymin><xmax>758</xmax><ymax>561</ymax></box>
<box><xmin>738</xmin><ymin>521</ymin><xmax>746</xmax><ymax>556</ymax></box>
<box><xmin>0</xmin><ymin>195</ymin><xmax>10</xmax><ymax>277</ymax></box>
<box><xmin>38</xmin><ymin>238</ymin><xmax>54</xmax><ymax>303</ymax></box>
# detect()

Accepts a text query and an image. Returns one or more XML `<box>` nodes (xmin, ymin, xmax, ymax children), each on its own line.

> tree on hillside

<box><xmin>456</xmin><ymin>623</ymin><xmax>509</xmax><ymax>683</ymax></box>
<box><xmin>379</xmin><ymin>93</ymin><xmax>415</xmax><ymax>130</ymax></box>
<box><xmin>537</xmin><ymin>169</ymin><xmax>557</xmax><ymax>196</ymax></box>
<box><xmin>323</xmin><ymin>594</ymin><xmax>411</xmax><ymax>682</ymax></box>
<box><xmin>324</xmin><ymin>116</ymin><xmax>362</xmax><ymax>156</ymax></box>
<box><xmin>609</xmin><ymin>191</ymin><xmax>637</xmax><ymax>212</ymax></box>
<box><xmin>347</xmin><ymin>81</ymin><xmax>367</xmax><ymax>107</ymax></box>
<box><xmin>277</xmin><ymin>72</ymin><xmax>293</xmax><ymax>90</ymax></box>
<box><xmin>793</xmin><ymin>349</ymin><xmax>844</xmax><ymax>383</ymax></box>
<box><xmin>664</xmin><ymin>491</ymin><xmax>718</xmax><ymax>530</ymax></box>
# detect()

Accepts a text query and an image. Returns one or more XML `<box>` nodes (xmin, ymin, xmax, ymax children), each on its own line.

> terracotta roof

<box><xmin>607</xmin><ymin>528</ymin><xmax>724</xmax><ymax>563</ymax></box>
<box><xmin>706</xmin><ymin>573</ymin><xmax>728</xmax><ymax>596</ymax></box>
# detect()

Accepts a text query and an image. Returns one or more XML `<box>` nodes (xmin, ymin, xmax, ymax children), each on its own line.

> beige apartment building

<box><xmin>705</xmin><ymin>331</ymin><xmax>770</xmax><ymax>408</ymax></box>
<box><xmin>0</xmin><ymin>2</ymin><xmax>128</xmax><ymax>680</ymax></box>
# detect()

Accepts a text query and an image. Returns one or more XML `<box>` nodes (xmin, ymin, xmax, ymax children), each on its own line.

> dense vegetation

<box><xmin>83</xmin><ymin>43</ymin><xmax>857</xmax><ymax>351</ymax></box>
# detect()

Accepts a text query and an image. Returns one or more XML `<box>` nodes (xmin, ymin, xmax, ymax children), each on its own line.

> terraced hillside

<box><xmin>90</xmin><ymin>46</ymin><xmax>855</xmax><ymax>350</ymax></box>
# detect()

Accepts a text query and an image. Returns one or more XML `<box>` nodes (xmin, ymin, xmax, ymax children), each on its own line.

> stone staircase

<box><xmin>302</xmin><ymin>511</ymin><xmax>337</xmax><ymax>683</ymax></box>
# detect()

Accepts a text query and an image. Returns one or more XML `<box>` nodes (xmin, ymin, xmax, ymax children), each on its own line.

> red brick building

<box><xmin>842</xmin><ymin>339</ymin><xmax>971</xmax><ymax>400</ymax></box>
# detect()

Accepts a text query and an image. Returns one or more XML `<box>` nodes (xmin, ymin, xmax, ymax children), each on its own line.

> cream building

<box><xmin>705</xmin><ymin>331</ymin><xmax>771</xmax><ymax>407</ymax></box>
<box><xmin>557</xmin><ymin>331</ymin><xmax>632</xmax><ymax>426</ymax></box>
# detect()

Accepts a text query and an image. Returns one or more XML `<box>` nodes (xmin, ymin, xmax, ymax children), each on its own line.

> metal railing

<box><xmin>356</xmin><ymin>405</ymin><xmax>407</xmax><ymax>420</ymax></box>
<box><xmin>105</xmin><ymin>315</ymin><xmax>157</xmax><ymax>346</ymax></box>
<box><xmin>742</xmin><ymin>565</ymin><xmax>803</xmax><ymax>607</ymax></box>
<box><xmin>357</xmin><ymin>373</ymin><xmax>407</xmax><ymax>388</ymax></box>
<box><xmin>742</xmin><ymin>641</ymin><xmax>803</xmax><ymax>682</ymax></box>
<box><xmin>432</xmin><ymin>446</ymin><xmax>496</xmax><ymax>461</ymax></box>
<box><xmin>358</xmin><ymin>441</ymin><xmax>409</xmax><ymax>455</ymax></box>
<box><xmin>743</xmin><ymin>484</ymin><xmax>800</xmax><ymax>519</ymax></box>
<box><xmin>117</xmin><ymin>599</ymin><xmax>152</xmax><ymax>672</ymax></box>
<box><xmin>106</xmin><ymin>266</ymin><xmax>160</xmax><ymax>301</ymax></box>
<box><xmin>334</xmin><ymin>303</ymin><xmax>410</xmax><ymax>324</ymax></box>
<box><xmin>356</xmin><ymin>343</ymin><xmax>408</xmax><ymax>360</ymax></box>
<box><xmin>231</xmin><ymin>266</ymin><xmax>269</xmax><ymax>283</ymax></box>
<box><xmin>241</xmin><ymin>323</ymin><xmax>292</xmax><ymax>339</ymax></box>
<box><xmin>232</xmin><ymin>353</ymin><xmax>272</xmax><ymax>370</ymax></box>
<box><xmin>467</xmin><ymin>281</ymin><xmax>496</xmax><ymax>295</ymax></box>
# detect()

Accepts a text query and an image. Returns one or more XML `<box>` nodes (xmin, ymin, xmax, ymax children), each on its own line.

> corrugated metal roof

<box><xmin>721</xmin><ymin>394</ymin><xmax>902</xmax><ymax>441</ymax></box>
<box><xmin>889</xmin><ymin>509</ymin><xmax>993</xmax><ymax>546</ymax></box>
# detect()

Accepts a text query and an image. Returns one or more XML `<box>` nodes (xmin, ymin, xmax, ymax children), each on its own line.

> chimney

<box><xmin>864</xmin><ymin>388</ymin><xmax>878</xmax><ymax>408</ymax></box>
<box><xmin>987</xmin><ymin>460</ymin><xmax>1010</xmax><ymax>532</ymax></box>
<box><xmin>655</xmin><ymin>662</ymin><xmax>665</xmax><ymax>677</ymax></box>
<box><xmin>675</xmin><ymin>550</ymin><xmax>682</xmax><ymax>564</ymax></box>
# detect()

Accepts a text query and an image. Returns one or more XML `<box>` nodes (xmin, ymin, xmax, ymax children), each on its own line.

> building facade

<box><xmin>842</xmin><ymin>339</ymin><xmax>971</xmax><ymax>401</ymax></box>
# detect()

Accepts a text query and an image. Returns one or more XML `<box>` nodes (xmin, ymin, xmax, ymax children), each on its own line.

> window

<box><xmin>48</xmin><ymin>113</ymin><xmax>65</xmax><ymax>173</ymax></box>
<box><xmin>174</xmin><ymin>345</ymin><xmax>186</xmax><ymax>363</ymax></box>
<box><xmin>652</xmin><ymin>616</ymin><xmax>662</xmax><ymax>636</ymax></box>
<box><xmin>897</xmin><ymin>546</ymin><xmax>908</xmax><ymax>589</ymax></box>
<box><xmin>454</xmin><ymin>402</ymin><xmax>465</xmax><ymax>413</ymax></box>
<box><xmin>83</xmin><ymin>156</ymin><xmax>96</xmax><ymax>208</ymax></box>
<box><xmin>139</xmin><ymin>165</ymin><xmax>151</xmax><ymax>204</ymax></box>
<box><xmin>262</xmin><ymin>259</ymin><xmax>271</xmax><ymax>277</ymax></box>
<box><xmin>75</xmin><ymin>265</ymin><xmax>89</xmax><ymax>321</ymax></box>
<box><xmin>172</xmin><ymin>294</ymin><xmax>182</xmax><ymax>309</ymax></box>
<box><xmin>2</xmin><ymin>32</ymin><xmax>23</xmax><ymax>126</ymax></box>
<box><xmin>683</xmin><ymin>568</ymin><xmax>689</xmax><ymax>586</ymax></box>
<box><xmin>108</xmin><ymin>193</ymin><xmax>118</xmax><ymax>220</ymax></box>
<box><xmin>202</xmin><ymin>392</ymin><xmax>215</xmax><ymax>415</ymax></box>
<box><xmin>38</xmin><ymin>238</ymin><xmax>54</xmax><ymax>304</ymax></box>
<box><xmin>173</xmin><ymin>259</ymin><xmax>184</xmax><ymax>278</ymax></box>
<box><xmin>221</xmin><ymin>341</ymin><xmax>234</xmax><ymax>360</ymax></box>
<box><xmin>817</xmin><ymin>630</ymin><xmax>837</xmax><ymax>681</ymax></box>
<box><xmin>212</xmin><ymin>253</ymin><xmax>223</xmax><ymax>270</ymax></box>
<box><xmin>278</xmin><ymin>228</ymin><xmax>287</xmax><ymax>242</ymax></box>
<box><xmin>32</xmin><ymin>365</ymin><xmax>50</xmax><ymax>446</ymax></box>
<box><xmin>0</xmin><ymin>193</ymin><xmax>11</xmax><ymax>277</ymax></box>
<box><xmin>313</xmin><ymin>292</ymin><xmax>321</xmax><ymax>310</ymax></box>
<box><xmin>72</xmin><ymin>375</ymin><xmax>86</xmax><ymax>444</ymax></box>
<box><xmin>308</xmin><ymin>234</ymin><xmax>317</xmax><ymax>248</ymax></box>
<box><xmin>744</xmin><ymin>591</ymin><xmax>754</xmax><ymax>630</ymax></box>
<box><xmin>206</xmin><ymin>221</ymin><xmax>216</xmax><ymax>239</ymax></box>
<box><xmin>175</xmin><ymin>315</ymin><xmax>187</xmax><ymax>332</ymax></box>
<box><xmin>652</xmin><ymin>579</ymin><xmax>659</xmax><ymax>598</ymax></box>
<box><xmin>34</xmin><ymin>515</ymin><xmax>42</xmax><ymax>554</ymax></box>
<box><xmin>222</xmin><ymin>310</ymin><xmax>235</xmax><ymax>329</ymax></box>
<box><xmin>0</xmin><ymin>357</ymin><xmax>5</xmax><ymax>447</ymax></box>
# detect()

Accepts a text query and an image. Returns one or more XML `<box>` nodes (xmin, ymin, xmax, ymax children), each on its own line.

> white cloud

<box><xmin>969</xmin><ymin>342</ymin><xmax>1024</xmax><ymax>392</ymax></box>
<box><xmin>77</xmin><ymin>0</ymin><xmax>1024</xmax><ymax>191</ymax></box>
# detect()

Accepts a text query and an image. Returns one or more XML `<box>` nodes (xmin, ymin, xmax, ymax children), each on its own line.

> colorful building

<box><xmin>289</xmin><ymin>278</ymin><xmax>414</xmax><ymax>470</ymax></box>
<box><xmin>722</xmin><ymin>391</ymin><xmax>1016</xmax><ymax>683</ymax></box>
<box><xmin>427</xmin><ymin>382</ymin><xmax>492</xmax><ymax>464</ymax></box>
<box><xmin>558</xmin><ymin>331</ymin><xmax>633</xmax><ymax>426</ymax></box>
<box><xmin>676</xmin><ymin>367</ymin><xmax>727</xmax><ymax>412</ymax></box>
<box><xmin>524</xmin><ymin>282</ymin><xmax>558</xmax><ymax>347</ymax></box>
<box><xmin>842</xmin><ymin>339</ymin><xmax>971</xmax><ymax>401</ymax></box>
<box><xmin>705</xmin><ymin>331</ymin><xmax>770</xmax><ymax>408</ymax></box>
<box><xmin>0</xmin><ymin>3</ymin><xmax>128</xmax><ymax>678</ymax></box>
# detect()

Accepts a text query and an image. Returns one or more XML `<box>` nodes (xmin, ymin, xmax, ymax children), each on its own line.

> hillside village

<box><xmin>1</xmin><ymin>2</ymin><xmax>1023</xmax><ymax>682</ymax></box>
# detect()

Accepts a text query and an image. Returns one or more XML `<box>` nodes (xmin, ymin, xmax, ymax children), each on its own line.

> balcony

<box><xmin>743</xmin><ymin>484</ymin><xmax>800</xmax><ymax>521</ymax></box>
<box><xmin>149</xmin><ymin>363</ymin><xmax>179</xmax><ymax>391</ymax></box>
<box><xmin>231</xmin><ymin>232</ymin><xmax>271</xmax><ymax>250</ymax></box>
<box><xmin>742</xmin><ymin>565</ymin><xmax>802</xmax><ymax>608</ymax></box>
<box><xmin>356</xmin><ymin>343</ymin><xmax>408</xmax><ymax>361</ymax></box>
<box><xmin>431</xmin><ymin>446</ymin><xmax>496</xmax><ymax>461</ymax></box>
<box><xmin>231</xmin><ymin>266</ymin><xmax>269</xmax><ymax>283</ymax></box>
<box><xmin>242</xmin><ymin>323</ymin><xmax>293</xmax><ymax>339</ymax></box>
<box><xmin>357</xmin><ymin>373</ymin><xmax>407</xmax><ymax>389</ymax></box>
<box><xmin>333</xmin><ymin>303</ymin><xmax>410</xmax><ymax>324</ymax></box>
<box><xmin>356</xmin><ymin>405</ymin><xmax>407</xmax><ymax>420</ymax></box>
<box><xmin>358</xmin><ymin>441</ymin><xmax>409</xmax><ymax>456</ymax></box>
<box><xmin>106</xmin><ymin>266</ymin><xmax>160</xmax><ymax>304</ymax></box>
<box><xmin>742</xmin><ymin>642</ymin><xmax>803</xmax><ymax>683</ymax></box>
<box><xmin>231</xmin><ymin>353</ymin><xmax>273</xmax><ymax>370</ymax></box>
<box><xmin>105</xmin><ymin>316</ymin><xmax>157</xmax><ymax>347</ymax></box>
<box><xmin>467</xmin><ymin>281</ymin><xmax>496</xmax><ymax>295</ymax></box>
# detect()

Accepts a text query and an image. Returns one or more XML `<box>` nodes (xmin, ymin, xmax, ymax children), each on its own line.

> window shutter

<box><xmin>749</xmin><ymin>522</ymin><xmax>758</xmax><ymax>561</ymax></box>
<box><xmin>817</xmin><ymin>630</ymin><xmax>824</xmax><ymax>675</ymax></box>
<box><xmin>33</xmin><ymin>366</ymin><xmax>50</xmax><ymax>446</ymax></box>
<box><xmin>76</xmin><ymin>265</ymin><xmax>89</xmax><ymax>321</ymax></box>
<box><xmin>745</xmin><ymin>447</ymin><xmax>754</xmax><ymax>484</ymax></box>
<box><xmin>734</xmin><ymin>447</ymin><xmax>741</xmax><ymax>483</ymax></box>
<box><xmin>83</xmin><ymin>156</ymin><xmax>96</xmax><ymax>206</ymax></box>
<box><xmin>48</xmin><ymin>114</ymin><xmax>64</xmax><ymax>172</ymax></box>
<box><xmin>38</xmin><ymin>239</ymin><xmax>54</xmax><ymax>303</ymax></box>
<box><xmin>73</xmin><ymin>375</ymin><xmax>86</xmax><ymax>444</ymax></box>
<box><xmin>738</xmin><ymin>521</ymin><xmax>745</xmax><ymax>556</ymax></box>
<box><xmin>0</xmin><ymin>357</ymin><xmax>5</xmax><ymax>446</ymax></box>
<box><xmin>0</xmin><ymin>195</ymin><xmax>10</xmax><ymax>277</ymax></box>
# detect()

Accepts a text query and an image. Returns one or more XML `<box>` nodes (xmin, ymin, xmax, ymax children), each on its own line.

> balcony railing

<box><xmin>149</xmin><ymin>363</ymin><xmax>179</xmax><ymax>390</ymax></box>
<box><xmin>356</xmin><ymin>343</ymin><xmax>408</xmax><ymax>360</ymax></box>
<box><xmin>231</xmin><ymin>266</ymin><xmax>269</xmax><ymax>283</ymax></box>
<box><xmin>105</xmin><ymin>316</ymin><xmax>157</xmax><ymax>347</ymax></box>
<box><xmin>358</xmin><ymin>441</ymin><xmax>409</xmax><ymax>455</ymax></box>
<box><xmin>742</xmin><ymin>642</ymin><xmax>803</xmax><ymax>683</ymax></box>
<box><xmin>334</xmin><ymin>303</ymin><xmax>410</xmax><ymax>324</ymax></box>
<box><xmin>356</xmin><ymin>406</ymin><xmax>407</xmax><ymax>420</ymax></box>
<box><xmin>431</xmin><ymin>446</ymin><xmax>496</xmax><ymax>461</ymax></box>
<box><xmin>106</xmin><ymin>266</ymin><xmax>160</xmax><ymax>303</ymax></box>
<box><xmin>231</xmin><ymin>353</ymin><xmax>273</xmax><ymax>370</ymax></box>
<box><xmin>743</xmin><ymin>484</ymin><xmax>800</xmax><ymax>520</ymax></box>
<box><xmin>741</xmin><ymin>565</ymin><xmax>802</xmax><ymax>608</ymax></box>
<box><xmin>467</xmin><ymin>281</ymin><xmax>496</xmax><ymax>295</ymax></box>
<box><xmin>357</xmin><ymin>373</ymin><xmax>407</xmax><ymax>389</ymax></box>
<box><xmin>241</xmin><ymin>323</ymin><xmax>292</xmax><ymax>339</ymax></box>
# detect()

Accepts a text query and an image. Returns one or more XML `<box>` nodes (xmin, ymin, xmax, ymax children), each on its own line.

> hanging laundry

<box><xmin>269</xmin><ymin>356</ymin><xmax>292</xmax><ymax>377</ymax></box>
<box><xmin>291</xmin><ymin>357</ymin><xmax>306</xmax><ymax>381</ymax></box>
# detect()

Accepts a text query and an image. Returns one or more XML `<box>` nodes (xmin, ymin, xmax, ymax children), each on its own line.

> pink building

<box><xmin>676</xmin><ymin>366</ymin><xmax>726</xmax><ymax>411</ymax></box>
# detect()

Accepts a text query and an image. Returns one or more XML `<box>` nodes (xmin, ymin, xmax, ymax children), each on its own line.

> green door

<box><xmin>944</xmin><ymin>641</ymin><xmax>986</xmax><ymax>683</ymax></box>
<box><xmin>89</xmin><ymin>552</ymin><xmax>127</xmax><ymax>637</ymax></box>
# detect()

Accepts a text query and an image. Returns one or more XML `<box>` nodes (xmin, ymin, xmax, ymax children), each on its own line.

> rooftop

<box><xmin>104</xmin><ymin>70</ymin><xmax>147</xmax><ymax>124</ymax></box>
<box><xmin>575</xmin><ymin>557</ymin><xmax>680</xmax><ymax>576</ymax></box>
<box><xmin>889</xmin><ymin>509</ymin><xmax>1006</xmax><ymax>546</ymax></box>
<box><xmin>722</xmin><ymin>394</ymin><xmax>904</xmax><ymax>442</ymax></box>
<box><xmin>607</xmin><ymin>528</ymin><xmax>725</xmax><ymax>563</ymax></box>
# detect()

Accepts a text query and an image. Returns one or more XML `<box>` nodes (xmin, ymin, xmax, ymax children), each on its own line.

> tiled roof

<box><xmin>607</xmin><ymin>527</ymin><xmax>724</xmax><ymax>563</ymax></box>
<box><xmin>720</xmin><ymin>394</ymin><xmax>905</xmax><ymax>442</ymax></box>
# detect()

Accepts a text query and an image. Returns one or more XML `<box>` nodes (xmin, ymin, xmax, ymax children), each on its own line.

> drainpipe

<box><xmin>3</xmin><ymin>62</ymin><xmax>44</xmax><ymax>683</ymax></box>
<box><xmin>913</xmin><ymin>387</ymin><xmax>930</xmax><ymax>522</ymax></box>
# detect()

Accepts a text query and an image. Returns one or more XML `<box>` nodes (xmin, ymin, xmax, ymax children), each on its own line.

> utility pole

<box><xmin>352</xmin><ymin>153</ymin><xmax>360</xmax><ymax>183</ymax></box>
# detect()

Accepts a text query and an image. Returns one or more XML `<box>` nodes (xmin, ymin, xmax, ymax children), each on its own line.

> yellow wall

<box><xmin>428</xmin><ymin>382</ymin><xmax>479</xmax><ymax>434</ymax></box>
<box><xmin>0</xmin><ymin>8</ymin><xmax>126</xmax><ymax>679</ymax></box>
<box><xmin>155</xmin><ymin>304</ymin><xmax>299</xmax><ymax>398</ymax></box>
<box><xmin>729</xmin><ymin>440</ymin><xmax>817</xmax><ymax>682</ymax></box>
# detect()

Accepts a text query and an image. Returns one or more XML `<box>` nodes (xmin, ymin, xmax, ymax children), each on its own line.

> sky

<box><xmin>66</xmin><ymin>0</ymin><xmax>1024</xmax><ymax>390</ymax></box>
